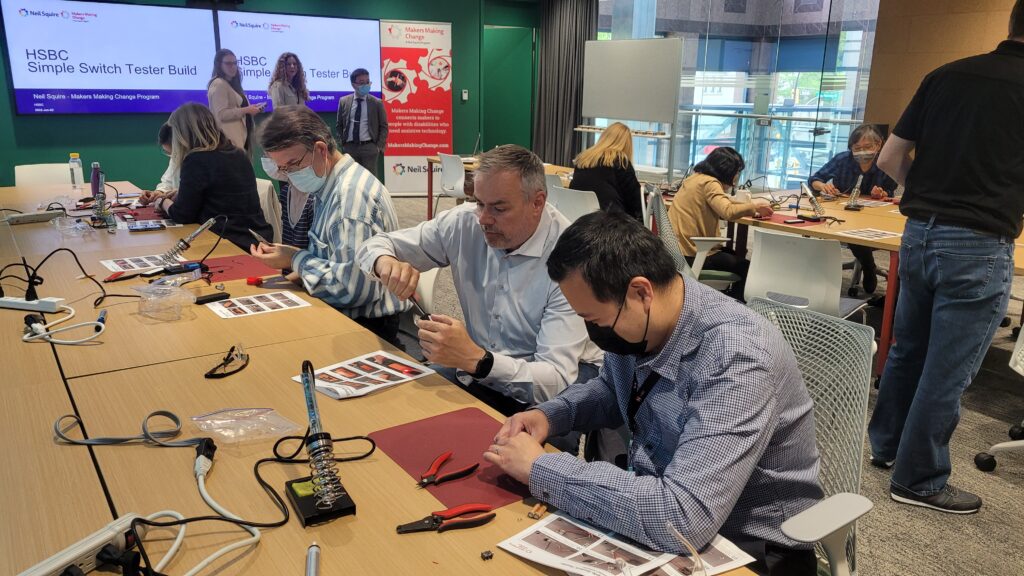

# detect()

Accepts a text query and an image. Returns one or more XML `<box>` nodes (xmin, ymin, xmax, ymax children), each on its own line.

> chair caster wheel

<box><xmin>974</xmin><ymin>452</ymin><xmax>997</xmax><ymax>472</ymax></box>
<box><xmin>847</xmin><ymin>287</ymin><xmax>859</xmax><ymax>297</ymax></box>
<box><xmin>1010</xmin><ymin>425</ymin><xmax>1024</xmax><ymax>441</ymax></box>
<box><xmin>1000</xmin><ymin>316</ymin><xmax>1011</xmax><ymax>328</ymax></box>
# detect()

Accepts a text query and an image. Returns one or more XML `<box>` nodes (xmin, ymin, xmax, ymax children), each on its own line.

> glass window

<box><xmin>594</xmin><ymin>0</ymin><xmax>882</xmax><ymax>188</ymax></box>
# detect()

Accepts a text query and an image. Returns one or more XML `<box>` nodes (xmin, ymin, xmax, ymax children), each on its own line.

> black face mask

<box><xmin>585</xmin><ymin>295</ymin><xmax>650</xmax><ymax>356</ymax></box>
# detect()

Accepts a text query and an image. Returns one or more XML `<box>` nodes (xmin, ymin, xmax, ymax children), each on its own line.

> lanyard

<box><xmin>627</xmin><ymin>370</ymin><xmax>661</xmax><ymax>433</ymax></box>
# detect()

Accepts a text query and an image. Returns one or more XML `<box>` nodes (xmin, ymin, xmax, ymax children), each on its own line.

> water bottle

<box><xmin>91</xmin><ymin>162</ymin><xmax>106</xmax><ymax>218</ymax></box>
<box><xmin>68</xmin><ymin>153</ymin><xmax>84</xmax><ymax>192</ymax></box>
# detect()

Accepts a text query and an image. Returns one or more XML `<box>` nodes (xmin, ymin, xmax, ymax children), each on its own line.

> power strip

<box><xmin>3</xmin><ymin>210</ymin><xmax>64</xmax><ymax>225</ymax></box>
<box><xmin>0</xmin><ymin>297</ymin><xmax>64</xmax><ymax>313</ymax></box>
<box><xmin>16</xmin><ymin>514</ymin><xmax>145</xmax><ymax>576</ymax></box>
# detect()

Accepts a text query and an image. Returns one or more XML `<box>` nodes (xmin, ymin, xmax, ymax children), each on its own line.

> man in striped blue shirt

<box><xmin>250</xmin><ymin>105</ymin><xmax>408</xmax><ymax>343</ymax></box>
<box><xmin>484</xmin><ymin>211</ymin><xmax>823</xmax><ymax>575</ymax></box>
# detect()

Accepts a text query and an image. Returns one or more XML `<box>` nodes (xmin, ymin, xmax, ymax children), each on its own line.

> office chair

<box><xmin>644</xmin><ymin>190</ymin><xmax>738</xmax><ymax>291</ymax></box>
<box><xmin>15</xmin><ymin>163</ymin><xmax>73</xmax><ymax>187</ymax></box>
<box><xmin>436</xmin><ymin>153</ymin><xmax>470</xmax><ymax>217</ymax></box>
<box><xmin>548</xmin><ymin>185</ymin><xmax>600</xmax><ymax>223</ymax></box>
<box><xmin>748</xmin><ymin>298</ymin><xmax>875</xmax><ymax>576</ymax></box>
<box><xmin>255</xmin><ymin>178</ymin><xmax>282</xmax><ymax>244</ymax></box>
<box><xmin>544</xmin><ymin>173</ymin><xmax>565</xmax><ymax>191</ymax></box>
<box><xmin>974</xmin><ymin>329</ymin><xmax>1024</xmax><ymax>471</ymax></box>
<box><xmin>746</xmin><ymin>228</ymin><xmax>869</xmax><ymax>322</ymax></box>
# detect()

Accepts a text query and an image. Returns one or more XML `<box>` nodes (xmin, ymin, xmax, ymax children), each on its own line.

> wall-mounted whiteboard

<box><xmin>582</xmin><ymin>38</ymin><xmax>683</xmax><ymax>123</ymax></box>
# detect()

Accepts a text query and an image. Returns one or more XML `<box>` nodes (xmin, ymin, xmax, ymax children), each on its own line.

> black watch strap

<box><xmin>470</xmin><ymin>350</ymin><xmax>494</xmax><ymax>379</ymax></box>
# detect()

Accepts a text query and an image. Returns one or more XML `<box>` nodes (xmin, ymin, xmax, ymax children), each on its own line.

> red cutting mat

<box><xmin>118</xmin><ymin>206</ymin><xmax>165</xmax><ymax>221</ymax></box>
<box><xmin>202</xmin><ymin>255</ymin><xmax>279</xmax><ymax>282</ymax></box>
<box><xmin>369</xmin><ymin>407</ymin><xmax>530</xmax><ymax>510</ymax></box>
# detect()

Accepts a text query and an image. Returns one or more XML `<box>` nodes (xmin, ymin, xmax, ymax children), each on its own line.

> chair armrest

<box><xmin>689</xmin><ymin>237</ymin><xmax>728</xmax><ymax>277</ymax></box>
<box><xmin>781</xmin><ymin>493</ymin><xmax>873</xmax><ymax>544</ymax></box>
<box><xmin>690</xmin><ymin>237</ymin><xmax>728</xmax><ymax>247</ymax></box>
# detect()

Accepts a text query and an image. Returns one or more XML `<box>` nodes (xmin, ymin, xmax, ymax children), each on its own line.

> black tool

<box><xmin>418</xmin><ymin>451</ymin><xmax>479</xmax><ymax>488</ymax></box>
<box><xmin>195</xmin><ymin>292</ymin><xmax>231</xmax><ymax>305</ymax></box>
<box><xmin>396</xmin><ymin>503</ymin><xmax>495</xmax><ymax>534</ymax></box>
<box><xmin>410</xmin><ymin>298</ymin><xmax>431</xmax><ymax>321</ymax></box>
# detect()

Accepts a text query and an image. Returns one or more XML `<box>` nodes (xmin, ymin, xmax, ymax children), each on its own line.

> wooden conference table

<box><xmin>1</xmin><ymin>182</ymin><xmax>754</xmax><ymax>575</ymax></box>
<box><xmin>732</xmin><ymin>194</ymin><xmax>1024</xmax><ymax>378</ymax></box>
<box><xmin>424</xmin><ymin>156</ymin><xmax>573</xmax><ymax>220</ymax></box>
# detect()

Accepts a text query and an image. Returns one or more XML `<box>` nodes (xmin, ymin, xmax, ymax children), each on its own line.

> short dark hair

<box><xmin>847</xmin><ymin>124</ymin><xmax>884</xmax><ymax>149</ymax></box>
<box><xmin>547</xmin><ymin>210</ymin><xmax>678</xmax><ymax>303</ymax></box>
<box><xmin>157</xmin><ymin>123</ymin><xmax>172</xmax><ymax>147</ymax></box>
<box><xmin>350</xmin><ymin>68</ymin><xmax>370</xmax><ymax>83</ymax></box>
<box><xmin>259</xmin><ymin>105</ymin><xmax>337</xmax><ymax>153</ymax></box>
<box><xmin>1012</xmin><ymin>0</ymin><xmax>1024</xmax><ymax>38</ymax></box>
<box><xmin>693</xmin><ymin>147</ymin><xmax>745</xmax><ymax>184</ymax></box>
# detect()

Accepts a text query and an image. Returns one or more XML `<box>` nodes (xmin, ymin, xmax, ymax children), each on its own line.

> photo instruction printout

<box><xmin>292</xmin><ymin>351</ymin><xmax>435</xmax><ymax>400</ymax></box>
<box><xmin>100</xmin><ymin>254</ymin><xmax>184</xmax><ymax>272</ymax></box>
<box><xmin>837</xmin><ymin>228</ymin><xmax>903</xmax><ymax>240</ymax></box>
<box><xmin>206</xmin><ymin>291</ymin><xmax>311</xmax><ymax>318</ymax></box>
<box><xmin>498</xmin><ymin>513</ymin><xmax>753</xmax><ymax>576</ymax></box>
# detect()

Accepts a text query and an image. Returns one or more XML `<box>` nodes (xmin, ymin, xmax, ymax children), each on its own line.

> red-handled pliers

<box><xmin>396</xmin><ymin>503</ymin><xmax>496</xmax><ymax>534</ymax></box>
<box><xmin>418</xmin><ymin>450</ymin><xmax>479</xmax><ymax>488</ymax></box>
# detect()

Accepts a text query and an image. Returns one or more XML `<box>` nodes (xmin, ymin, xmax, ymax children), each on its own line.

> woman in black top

<box><xmin>569</xmin><ymin>122</ymin><xmax>642</xmax><ymax>220</ymax></box>
<box><xmin>140</xmin><ymin>103</ymin><xmax>272</xmax><ymax>251</ymax></box>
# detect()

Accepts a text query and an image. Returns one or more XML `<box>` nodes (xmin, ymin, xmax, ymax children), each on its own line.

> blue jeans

<box><xmin>432</xmin><ymin>362</ymin><xmax>600</xmax><ymax>453</ymax></box>
<box><xmin>868</xmin><ymin>218</ymin><xmax>1013</xmax><ymax>496</ymax></box>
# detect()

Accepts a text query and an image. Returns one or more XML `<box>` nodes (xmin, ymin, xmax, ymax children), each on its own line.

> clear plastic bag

<box><xmin>191</xmin><ymin>408</ymin><xmax>301</xmax><ymax>444</ymax></box>
<box><xmin>132</xmin><ymin>284</ymin><xmax>196</xmax><ymax>321</ymax></box>
<box><xmin>52</xmin><ymin>216</ymin><xmax>95</xmax><ymax>238</ymax></box>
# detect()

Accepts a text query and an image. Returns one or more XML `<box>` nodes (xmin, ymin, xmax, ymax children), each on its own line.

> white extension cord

<box><xmin>186</xmin><ymin>455</ymin><xmax>261</xmax><ymax>576</ymax></box>
<box><xmin>22</xmin><ymin>305</ymin><xmax>105</xmax><ymax>345</ymax></box>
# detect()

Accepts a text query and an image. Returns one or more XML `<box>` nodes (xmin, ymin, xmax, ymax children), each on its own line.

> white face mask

<box><xmin>286</xmin><ymin>149</ymin><xmax>327</xmax><ymax>194</ymax></box>
<box><xmin>260</xmin><ymin>157</ymin><xmax>286</xmax><ymax>181</ymax></box>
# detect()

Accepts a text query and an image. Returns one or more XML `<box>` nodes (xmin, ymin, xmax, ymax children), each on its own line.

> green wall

<box><xmin>0</xmin><ymin>0</ymin><xmax>538</xmax><ymax>187</ymax></box>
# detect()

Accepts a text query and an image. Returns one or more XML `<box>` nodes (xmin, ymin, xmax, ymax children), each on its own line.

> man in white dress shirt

<box><xmin>357</xmin><ymin>145</ymin><xmax>603</xmax><ymax>446</ymax></box>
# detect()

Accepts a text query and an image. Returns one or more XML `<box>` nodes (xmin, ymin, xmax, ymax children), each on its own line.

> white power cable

<box><xmin>143</xmin><ymin>510</ymin><xmax>187</xmax><ymax>573</ymax></box>
<box><xmin>22</xmin><ymin>305</ymin><xmax>104</xmax><ymax>345</ymax></box>
<box><xmin>184</xmin><ymin>458</ymin><xmax>261</xmax><ymax>576</ymax></box>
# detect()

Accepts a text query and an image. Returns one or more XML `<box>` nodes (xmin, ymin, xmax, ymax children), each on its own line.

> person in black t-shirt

<box><xmin>809</xmin><ymin>124</ymin><xmax>898</xmax><ymax>294</ymax></box>
<box><xmin>868</xmin><ymin>2</ymin><xmax>1024</xmax><ymax>516</ymax></box>
<box><xmin>569</xmin><ymin>122</ymin><xmax>643</xmax><ymax>220</ymax></box>
<box><xmin>140</xmin><ymin>103</ymin><xmax>273</xmax><ymax>251</ymax></box>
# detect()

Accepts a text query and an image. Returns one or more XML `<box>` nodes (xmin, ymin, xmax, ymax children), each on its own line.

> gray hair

<box><xmin>474</xmin><ymin>144</ymin><xmax>546</xmax><ymax>199</ymax></box>
<box><xmin>259</xmin><ymin>105</ymin><xmax>337</xmax><ymax>154</ymax></box>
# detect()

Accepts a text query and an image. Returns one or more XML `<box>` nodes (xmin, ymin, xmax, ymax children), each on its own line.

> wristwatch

<box><xmin>470</xmin><ymin>350</ymin><xmax>494</xmax><ymax>379</ymax></box>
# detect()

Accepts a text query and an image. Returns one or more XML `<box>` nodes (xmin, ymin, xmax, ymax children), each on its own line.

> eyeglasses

<box><xmin>222</xmin><ymin>60</ymin><xmax>238</xmax><ymax>67</ymax></box>
<box><xmin>275</xmin><ymin>148</ymin><xmax>311</xmax><ymax>174</ymax></box>
<box><xmin>205</xmin><ymin>343</ymin><xmax>249</xmax><ymax>379</ymax></box>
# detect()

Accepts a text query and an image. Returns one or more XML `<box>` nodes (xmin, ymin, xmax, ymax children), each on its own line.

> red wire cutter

<box><xmin>396</xmin><ymin>503</ymin><xmax>496</xmax><ymax>534</ymax></box>
<box><xmin>418</xmin><ymin>450</ymin><xmax>480</xmax><ymax>488</ymax></box>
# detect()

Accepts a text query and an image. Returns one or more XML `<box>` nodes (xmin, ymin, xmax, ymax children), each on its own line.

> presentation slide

<box><xmin>216</xmin><ymin>11</ymin><xmax>381</xmax><ymax>112</ymax></box>
<box><xmin>1</xmin><ymin>0</ymin><xmax>216</xmax><ymax>114</ymax></box>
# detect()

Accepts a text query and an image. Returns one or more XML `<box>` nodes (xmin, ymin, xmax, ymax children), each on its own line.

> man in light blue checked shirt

<box><xmin>357</xmin><ymin>145</ymin><xmax>603</xmax><ymax>440</ymax></box>
<box><xmin>484</xmin><ymin>211</ymin><xmax>823</xmax><ymax>576</ymax></box>
<box><xmin>250</xmin><ymin>105</ymin><xmax>408</xmax><ymax>344</ymax></box>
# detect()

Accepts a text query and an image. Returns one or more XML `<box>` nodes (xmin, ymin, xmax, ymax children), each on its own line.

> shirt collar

<box><xmin>503</xmin><ymin>205</ymin><xmax>553</xmax><ymax>258</ymax></box>
<box><xmin>637</xmin><ymin>274</ymin><xmax>702</xmax><ymax>381</ymax></box>
<box><xmin>315</xmin><ymin>154</ymin><xmax>354</xmax><ymax>200</ymax></box>
<box><xmin>995</xmin><ymin>40</ymin><xmax>1024</xmax><ymax>57</ymax></box>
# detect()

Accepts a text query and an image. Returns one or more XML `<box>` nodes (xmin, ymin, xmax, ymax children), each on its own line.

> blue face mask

<box><xmin>260</xmin><ymin>157</ymin><xmax>286</xmax><ymax>181</ymax></box>
<box><xmin>287</xmin><ymin>148</ymin><xmax>328</xmax><ymax>194</ymax></box>
<box><xmin>355</xmin><ymin>84</ymin><xmax>371</xmax><ymax>97</ymax></box>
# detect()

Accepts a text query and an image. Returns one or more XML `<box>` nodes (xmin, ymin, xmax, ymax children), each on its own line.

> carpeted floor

<box><xmin>390</xmin><ymin>196</ymin><xmax>1024</xmax><ymax>575</ymax></box>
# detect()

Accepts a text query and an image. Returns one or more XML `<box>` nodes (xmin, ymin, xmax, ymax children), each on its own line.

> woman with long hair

<box><xmin>207</xmin><ymin>48</ymin><xmax>263</xmax><ymax>152</ymax></box>
<box><xmin>569</xmin><ymin>122</ymin><xmax>643</xmax><ymax>220</ymax></box>
<box><xmin>268</xmin><ymin>52</ymin><xmax>309</xmax><ymax>108</ymax></box>
<box><xmin>667</xmin><ymin>146</ymin><xmax>772</xmax><ymax>299</ymax></box>
<box><xmin>139</xmin><ymin>102</ymin><xmax>272</xmax><ymax>251</ymax></box>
